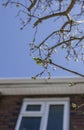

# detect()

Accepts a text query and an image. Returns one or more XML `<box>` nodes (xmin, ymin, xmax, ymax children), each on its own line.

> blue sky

<box><xmin>0</xmin><ymin>2</ymin><xmax>84</xmax><ymax>78</ymax></box>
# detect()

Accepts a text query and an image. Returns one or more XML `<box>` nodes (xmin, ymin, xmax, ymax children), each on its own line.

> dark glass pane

<box><xmin>26</xmin><ymin>105</ymin><xmax>41</xmax><ymax>111</ymax></box>
<box><xmin>47</xmin><ymin>105</ymin><xmax>64</xmax><ymax>130</ymax></box>
<box><xmin>19</xmin><ymin>117</ymin><xmax>41</xmax><ymax>130</ymax></box>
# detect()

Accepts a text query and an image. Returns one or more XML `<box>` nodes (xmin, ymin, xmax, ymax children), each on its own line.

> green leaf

<box><xmin>56</xmin><ymin>31</ymin><xmax>61</xmax><ymax>34</ymax></box>
<box><xmin>32</xmin><ymin>77</ymin><xmax>36</xmax><ymax>80</ymax></box>
<box><xmin>33</xmin><ymin>58</ymin><xmax>44</xmax><ymax>66</ymax></box>
<box><xmin>72</xmin><ymin>103</ymin><xmax>77</xmax><ymax>108</ymax></box>
<box><xmin>33</xmin><ymin>57</ymin><xmax>41</xmax><ymax>61</ymax></box>
<box><xmin>49</xmin><ymin>59</ymin><xmax>52</xmax><ymax>63</ymax></box>
<box><xmin>68</xmin><ymin>82</ymin><xmax>76</xmax><ymax>87</ymax></box>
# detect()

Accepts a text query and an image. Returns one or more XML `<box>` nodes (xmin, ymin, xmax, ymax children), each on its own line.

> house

<box><xmin>0</xmin><ymin>77</ymin><xmax>84</xmax><ymax>130</ymax></box>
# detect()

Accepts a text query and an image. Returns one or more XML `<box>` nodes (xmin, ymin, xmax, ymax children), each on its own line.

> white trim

<box><xmin>63</xmin><ymin>101</ymin><xmax>70</xmax><ymax>130</ymax></box>
<box><xmin>23</xmin><ymin>97</ymin><xmax>70</xmax><ymax>102</ymax></box>
<box><xmin>0</xmin><ymin>78</ymin><xmax>84</xmax><ymax>95</ymax></box>
<box><xmin>15</xmin><ymin>98</ymin><xmax>70</xmax><ymax>130</ymax></box>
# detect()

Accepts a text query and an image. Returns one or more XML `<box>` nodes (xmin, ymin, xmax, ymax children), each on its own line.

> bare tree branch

<box><xmin>66</xmin><ymin>0</ymin><xmax>76</xmax><ymax>13</ymax></box>
<box><xmin>28</xmin><ymin>0</ymin><xmax>37</xmax><ymax>11</ymax></box>
<box><xmin>48</xmin><ymin>61</ymin><xmax>84</xmax><ymax>77</ymax></box>
<box><xmin>49</xmin><ymin>36</ymin><xmax>84</xmax><ymax>50</ymax></box>
<box><xmin>34</xmin><ymin>11</ymin><xmax>66</xmax><ymax>27</ymax></box>
<box><xmin>34</xmin><ymin>0</ymin><xmax>77</xmax><ymax>27</ymax></box>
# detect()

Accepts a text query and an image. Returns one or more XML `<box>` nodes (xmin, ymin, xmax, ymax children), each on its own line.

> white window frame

<box><xmin>15</xmin><ymin>98</ymin><xmax>70</xmax><ymax>130</ymax></box>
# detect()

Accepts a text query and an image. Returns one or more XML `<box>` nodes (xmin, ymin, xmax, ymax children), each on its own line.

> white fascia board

<box><xmin>0</xmin><ymin>77</ymin><xmax>84</xmax><ymax>95</ymax></box>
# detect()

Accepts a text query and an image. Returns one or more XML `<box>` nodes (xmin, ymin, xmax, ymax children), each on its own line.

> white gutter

<box><xmin>0</xmin><ymin>77</ymin><xmax>84</xmax><ymax>95</ymax></box>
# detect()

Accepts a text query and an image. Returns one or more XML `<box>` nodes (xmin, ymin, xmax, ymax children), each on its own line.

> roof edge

<box><xmin>0</xmin><ymin>77</ymin><xmax>84</xmax><ymax>84</ymax></box>
<box><xmin>0</xmin><ymin>77</ymin><xmax>84</xmax><ymax>95</ymax></box>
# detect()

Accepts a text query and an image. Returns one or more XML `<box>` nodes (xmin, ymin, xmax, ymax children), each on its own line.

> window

<box><xmin>15</xmin><ymin>98</ymin><xmax>69</xmax><ymax>130</ymax></box>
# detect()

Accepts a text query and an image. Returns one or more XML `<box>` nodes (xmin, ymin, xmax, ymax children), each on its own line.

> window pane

<box><xmin>26</xmin><ymin>105</ymin><xmax>41</xmax><ymax>111</ymax></box>
<box><xmin>47</xmin><ymin>105</ymin><xmax>64</xmax><ymax>130</ymax></box>
<box><xmin>19</xmin><ymin>117</ymin><xmax>41</xmax><ymax>130</ymax></box>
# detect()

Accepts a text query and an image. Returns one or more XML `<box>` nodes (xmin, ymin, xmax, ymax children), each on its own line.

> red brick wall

<box><xmin>0</xmin><ymin>96</ymin><xmax>23</xmax><ymax>130</ymax></box>
<box><xmin>70</xmin><ymin>95</ymin><xmax>84</xmax><ymax>130</ymax></box>
<box><xmin>0</xmin><ymin>95</ymin><xmax>84</xmax><ymax>130</ymax></box>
